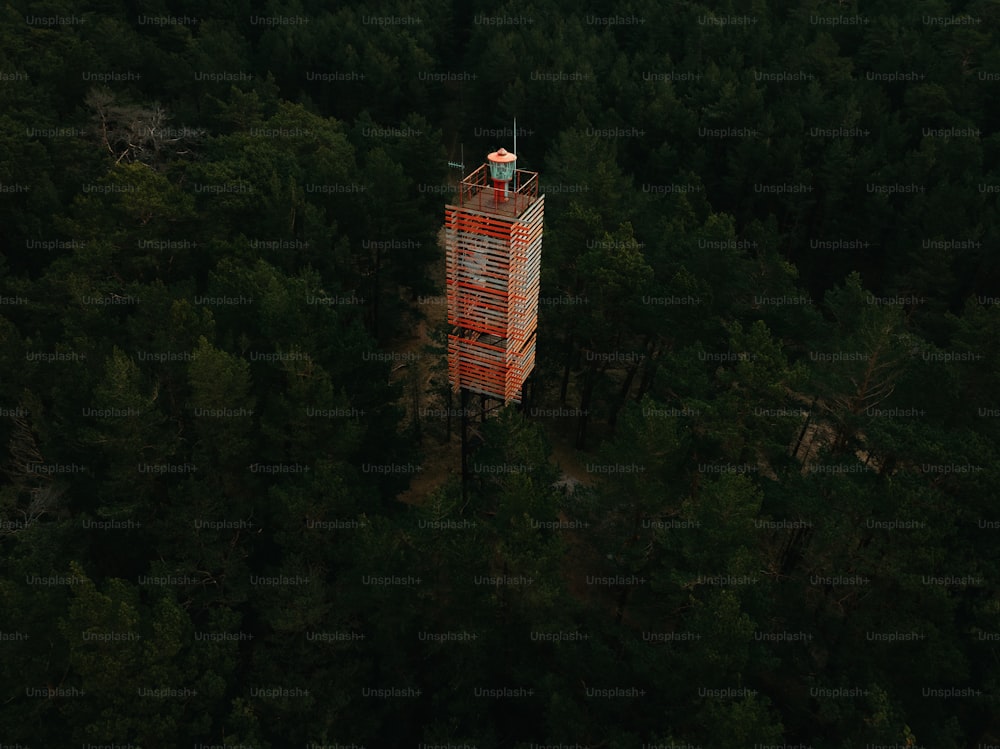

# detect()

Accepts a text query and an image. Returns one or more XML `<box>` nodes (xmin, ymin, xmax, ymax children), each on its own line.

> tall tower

<box><xmin>445</xmin><ymin>144</ymin><xmax>544</xmax><ymax>405</ymax></box>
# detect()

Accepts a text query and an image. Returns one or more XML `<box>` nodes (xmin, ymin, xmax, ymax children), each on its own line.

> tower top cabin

<box><xmin>451</xmin><ymin>146</ymin><xmax>541</xmax><ymax>219</ymax></box>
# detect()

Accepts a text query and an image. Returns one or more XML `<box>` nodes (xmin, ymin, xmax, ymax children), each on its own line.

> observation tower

<box><xmin>444</xmin><ymin>143</ymin><xmax>545</xmax><ymax>404</ymax></box>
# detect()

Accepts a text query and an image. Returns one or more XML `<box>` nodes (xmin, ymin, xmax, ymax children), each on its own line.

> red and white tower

<box><xmin>445</xmin><ymin>144</ymin><xmax>544</xmax><ymax>404</ymax></box>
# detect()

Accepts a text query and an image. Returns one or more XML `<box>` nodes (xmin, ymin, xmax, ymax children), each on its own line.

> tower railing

<box><xmin>456</xmin><ymin>164</ymin><xmax>539</xmax><ymax>213</ymax></box>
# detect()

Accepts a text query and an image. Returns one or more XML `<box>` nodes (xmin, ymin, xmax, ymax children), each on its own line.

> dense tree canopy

<box><xmin>1</xmin><ymin>0</ymin><xmax>998</xmax><ymax>747</ymax></box>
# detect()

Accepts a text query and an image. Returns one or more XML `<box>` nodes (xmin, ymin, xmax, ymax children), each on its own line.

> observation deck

<box><xmin>451</xmin><ymin>163</ymin><xmax>540</xmax><ymax>219</ymax></box>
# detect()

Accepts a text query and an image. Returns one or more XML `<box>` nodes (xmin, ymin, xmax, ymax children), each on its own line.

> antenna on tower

<box><xmin>447</xmin><ymin>142</ymin><xmax>466</xmax><ymax>179</ymax></box>
<box><xmin>513</xmin><ymin>116</ymin><xmax>517</xmax><ymax>157</ymax></box>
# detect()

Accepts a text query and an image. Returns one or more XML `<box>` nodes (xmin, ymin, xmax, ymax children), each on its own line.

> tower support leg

<box><xmin>461</xmin><ymin>387</ymin><xmax>469</xmax><ymax>504</ymax></box>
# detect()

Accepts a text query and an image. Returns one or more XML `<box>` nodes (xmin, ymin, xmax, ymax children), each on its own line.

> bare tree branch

<box><xmin>85</xmin><ymin>88</ymin><xmax>204</xmax><ymax>169</ymax></box>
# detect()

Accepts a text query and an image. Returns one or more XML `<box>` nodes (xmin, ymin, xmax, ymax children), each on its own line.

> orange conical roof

<box><xmin>487</xmin><ymin>148</ymin><xmax>517</xmax><ymax>163</ymax></box>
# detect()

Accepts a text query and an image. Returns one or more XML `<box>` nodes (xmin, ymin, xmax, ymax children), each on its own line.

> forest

<box><xmin>1</xmin><ymin>0</ymin><xmax>999</xmax><ymax>746</ymax></box>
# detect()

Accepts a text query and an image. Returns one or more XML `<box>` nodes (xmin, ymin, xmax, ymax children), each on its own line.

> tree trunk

<box><xmin>634</xmin><ymin>339</ymin><xmax>662</xmax><ymax>401</ymax></box>
<box><xmin>410</xmin><ymin>362</ymin><xmax>422</xmax><ymax>446</ymax></box>
<box><xmin>778</xmin><ymin>525</ymin><xmax>814</xmax><ymax>575</ymax></box>
<box><xmin>371</xmin><ymin>246</ymin><xmax>381</xmax><ymax>340</ymax></box>
<box><xmin>446</xmin><ymin>387</ymin><xmax>452</xmax><ymax>442</ymax></box>
<box><xmin>575</xmin><ymin>359</ymin><xmax>600</xmax><ymax>450</ymax></box>
<box><xmin>791</xmin><ymin>396</ymin><xmax>817</xmax><ymax>461</ymax></box>
<box><xmin>560</xmin><ymin>333</ymin><xmax>575</xmax><ymax>405</ymax></box>
<box><xmin>609</xmin><ymin>338</ymin><xmax>648</xmax><ymax>429</ymax></box>
<box><xmin>614</xmin><ymin>585</ymin><xmax>631</xmax><ymax>625</ymax></box>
